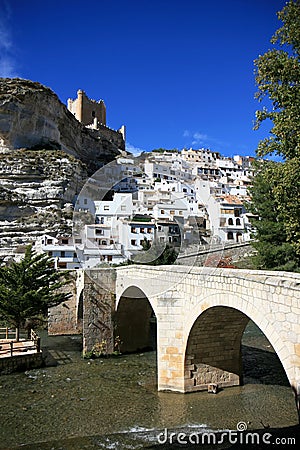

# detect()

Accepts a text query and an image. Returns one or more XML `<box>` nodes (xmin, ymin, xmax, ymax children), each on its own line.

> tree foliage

<box><xmin>0</xmin><ymin>246</ymin><xmax>72</xmax><ymax>339</ymax></box>
<box><xmin>254</xmin><ymin>0</ymin><xmax>300</xmax><ymax>160</ymax></box>
<box><xmin>250</xmin><ymin>1</ymin><xmax>300</xmax><ymax>270</ymax></box>
<box><xmin>136</xmin><ymin>238</ymin><xmax>178</xmax><ymax>265</ymax></box>
<box><xmin>247</xmin><ymin>161</ymin><xmax>300</xmax><ymax>271</ymax></box>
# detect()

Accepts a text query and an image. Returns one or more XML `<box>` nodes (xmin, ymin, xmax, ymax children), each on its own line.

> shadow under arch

<box><xmin>184</xmin><ymin>305</ymin><xmax>290</xmax><ymax>393</ymax></box>
<box><xmin>115</xmin><ymin>286</ymin><xmax>157</xmax><ymax>353</ymax></box>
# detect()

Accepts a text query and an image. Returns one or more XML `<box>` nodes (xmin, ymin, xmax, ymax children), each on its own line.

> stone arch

<box><xmin>115</xmin><ymin>286</ymin><xmax>157</xmax><ymax>353</ymax></box>
<box><xmin>183</xmin><ymin>293</ymin><xmax>293</xmax><ymax>392</ymax></box>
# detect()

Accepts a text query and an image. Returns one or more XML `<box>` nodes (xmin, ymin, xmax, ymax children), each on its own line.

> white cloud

<box><xmin>0</xmin><ymin>55</ymin><xmax>17</xmax><ymax>78</ymax></box>
<box><xmin>0</xmin><ymin>6</ymin><xmax>18</xmax><ymax>78</ymax></box>
<box><xmin>125</xmin><ymin>142</ymin><xmax>146</xmax><ymax>157</ymax></box>
<box><xmin>192</xmin><ymin>132</ymin><xmax>209</xmax><ymax>146</ymax></box>
<box><xmin>184</xmin><ymin>129</ymin><xmax>230</xmax><ymax>150</ymax></box>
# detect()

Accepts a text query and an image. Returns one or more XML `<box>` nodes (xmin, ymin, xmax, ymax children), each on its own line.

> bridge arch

<box><xmin>183</xmin><ymin>292</ymin><xmax>292</xmax><ymax>392</ymax></box>
<box><xmin>115</xmin><ymin>286</ymin><xmax>157</xmax><ymax>353</ymax></box>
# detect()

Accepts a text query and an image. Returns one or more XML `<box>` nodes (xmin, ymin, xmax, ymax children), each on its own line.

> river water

<box><xmin>0</xmin><ymin>322</ymin><xmax>299</xmax><ymax>449</ymax></box>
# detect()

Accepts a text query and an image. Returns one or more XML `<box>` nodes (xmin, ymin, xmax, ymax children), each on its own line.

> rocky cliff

<box><xmin>0</xmin><ymin>78</ymin><xmax>125</xmax><ymax>253</ymax></box>
<box><xmin>0</xmin><ymin>78</ymin><xmax>124</xmax><ymax>171</ymax></box>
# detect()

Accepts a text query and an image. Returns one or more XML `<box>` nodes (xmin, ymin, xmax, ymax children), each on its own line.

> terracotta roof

<box><xmin>220</xmin><ymin>195</ymin><xmax>244</xmax><ymax>205</ymax></box>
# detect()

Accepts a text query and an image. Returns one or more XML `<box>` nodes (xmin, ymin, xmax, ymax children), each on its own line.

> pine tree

<box><xmin>0</xmin><ymin>246</ymin><xmax>72</xmax><ymax>340</ymax></box>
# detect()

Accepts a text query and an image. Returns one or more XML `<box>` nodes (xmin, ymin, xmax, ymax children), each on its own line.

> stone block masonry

<box><xmin>48</xmin><ymin>270</ymin><xmax>84</xmax><ymax>335</ymax></box>
<box><xmin>49</xmin><ymin>264</ymin><xmax>300</xmax><ymax>416</ymax></box>
<box><xmin>0</xmin><ymin>352</ymin><xmax>44</xmax><ymax>375</ymax></box>
<box><xmin>116</xmin><ymin>264</ymin><xmax>300</xmax><ymax>412</ymax></box>
<box><xmin>82</xmin><ymin>268</ymin><xmax>116</xmax><ymax>355</ymax></box>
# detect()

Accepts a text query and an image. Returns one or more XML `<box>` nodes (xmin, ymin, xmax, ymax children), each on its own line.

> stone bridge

<box><xmin>51</xmin><ymin>265</ymin><xmax>300</xmax><ymax>409</ymax></box>
<box><xmin>113</xmin><ymin>265</ymin><xmax>300</xmax><ymax>402</ymax></box>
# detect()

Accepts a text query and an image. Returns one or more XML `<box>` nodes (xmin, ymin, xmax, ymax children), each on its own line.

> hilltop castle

<box><xmin>67</xmin><ymin>89</ymin><xmax>126</xmax><ymax>147</ymax></box>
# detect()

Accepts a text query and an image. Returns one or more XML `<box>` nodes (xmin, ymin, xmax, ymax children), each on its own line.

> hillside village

<box><xmin>0</xmin><ymin>81</ymin><xmax>256</xmax><ymax>268</ymax></box>
<box><xmin>35</xmin><ymin>91</ymin><xmax>256</xmax><ymax>269</ymax></box>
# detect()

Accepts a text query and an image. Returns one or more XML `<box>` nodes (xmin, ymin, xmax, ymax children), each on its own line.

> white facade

<box><xmin>39</xmin><ymin>148</ymin><xmax>254</xmax><ymax>267</ymax></box>
<box><xmin>34</xmin><ymin>235</ymin><xmax>81</xmax><ymax>269</ymax></box>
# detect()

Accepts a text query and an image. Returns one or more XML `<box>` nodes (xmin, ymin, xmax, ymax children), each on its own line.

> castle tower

<box><xmin>67</xmin><ymin>90</ymin><xmax>106</xmax><ymax>127</ymax></box>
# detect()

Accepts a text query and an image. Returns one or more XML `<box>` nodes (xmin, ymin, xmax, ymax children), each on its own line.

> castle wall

<box><xmin>68</xmin><ymin>90</ymin><xmax>106</xmax><ymax>126</ymax></box>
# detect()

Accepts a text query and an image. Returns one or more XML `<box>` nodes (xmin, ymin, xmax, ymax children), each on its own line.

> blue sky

<box><xmin>0</xmin><ymin>0</ymin><xmax>285</xmax><ymax>157</ymax></box>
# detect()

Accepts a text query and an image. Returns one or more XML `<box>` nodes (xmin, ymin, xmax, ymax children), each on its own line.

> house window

<box><xmin>161</xmin><ymin>210</ymin><xmax>165</xmax><ymax>214</ymax></box>
<box><xmin>107</xmin><ymin>255</ymin><xmax>113</xmax><ymax>262</ymax></box>
<box><xmin>75</xmin><ymin>238</ymin><xmax>82</xmax><ymax>244</ymax></box>
<box><xmin>62</xmin><ymin>239</ymin><xmax>68</xmax><ymax>245</ymax></box>
<box><xmin>121</xmin><ymin>205</ymin><xmax>126</xmax><ymax>211</ymax></box>
<box><xmin>131</xmin><ymin>239</ymin><xmax>137</xmax><ymax>245</ymax></box>
<box><xmin>104</xmin><ymin>205</ymin><xmax>109</xmax><ymax>211</ymax></box>
<box><xmin>140</xmin><ymin>228</ymin><xmax>145</xmax><ymax>233</ymax></box>
<box><xmin>131</xmin><ymin>227</ymin><xmax>137</xmax><ymax>233</ymax></box>
<box><xmin>170</xmin><ymin>210</ymin><xmax>175</xmax><ymax>215</ymax></box>
<box><xmin>47</xmin><ymin>239</ymin><xmax>53</xmax><ymax>245</ymax></box>
<box><xmin>84</xmin><ymin>199</ymin><xmax>88</xmax><ymax>205</ymax></box>
<box><xmin>221</xmin><ymin>208</ymin><xmax>232</xmax><ymax>215</ymax></box>
<box><xmin>48</xmin><ymin>251</ymin><xmax>53</xmax><ymax>257</ymax></box>
<box><xmin>236</xmin><ymin>218</ymin><xmax>241</xmax><ymax>226</ymax></box>
<box><xmin>110</xmin><ymin>240</ymin><xmax>114</xmax><ymax>244</ymax></box>
<box><xmin>147</xmin><ymin>228</ymin><xmax>152</xmax><ymax>233</ymax></box>
<box><xmin>60</xmin><ymin>251</ymin><xmax>65</xmax><ymax>257</ymax></box>
<box><xmin>96</xmin><ymin>229</ymin><xmax>104</xmax><ymax>235</ymax></box>
<box><xmin>228</xmin><ymin>218</ymin><xmax>234</xmax><ymax>225</ymax></box>
<box><xmin>227</xmin><ymin>232</ymin><xmax>234</xmax><ymax>240</ymax></box>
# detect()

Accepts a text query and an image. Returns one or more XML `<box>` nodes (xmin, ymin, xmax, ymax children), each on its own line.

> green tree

<box><xmin>249</xmin><ymin>0</ymin><xmax>300</xmax><ymax>270</ymax></box>
<box><xmin>136</xmin><ymin>238</ymin><xmax>178</xmax><ymax>265</ymax></box>
<box><xmin>0</xmin><ymin>246</ymin><xmax>72</xmax><ymax>340</ymax></box>
<box><xmin>254</xmin><ymin>0</ymin><xmax>300</xmax><ymax>160</ymax></box>
<box><xmin>247</xmin><ymin>161</ymin><xmax>300</xmax><ymax>271</ymax></box>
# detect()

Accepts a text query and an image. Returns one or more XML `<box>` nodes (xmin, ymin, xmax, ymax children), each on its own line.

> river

<box><xmin>0</xmin><ymin>321</ymin><xmax>299</xmax><ymax>449</ymax></box>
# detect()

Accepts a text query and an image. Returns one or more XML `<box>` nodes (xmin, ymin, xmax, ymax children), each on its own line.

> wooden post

<box><xmin>5</xmin><ymin>327</ymin><xmax>8</xmax><ymax>339</ymax></box>
<box><xmin>10</xmin><ymin>341</ymin><xmax>13</xmax><ymax>356</ymax></box>
<box><xmin>36</xmin><ymin>337</ymin><xmax>41</xmax><ymax>353</ymax></box>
